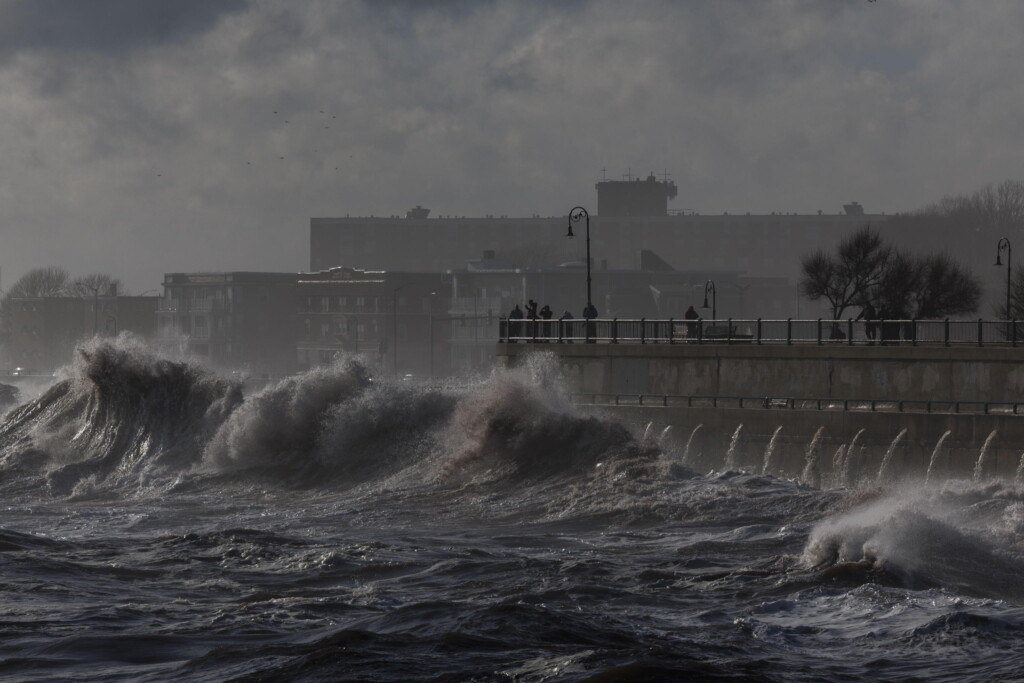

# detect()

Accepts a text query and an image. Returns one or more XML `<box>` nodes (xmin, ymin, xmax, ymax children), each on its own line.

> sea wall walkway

<box><xmin>496</xmin><ymin>320</ymin><xmax>1024</xmax><ymax>479</ymax></box>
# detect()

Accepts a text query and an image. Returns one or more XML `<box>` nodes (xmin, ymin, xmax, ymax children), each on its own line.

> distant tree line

<box><xmin>2</xmin><ymin>267</ymin><xmax>122</xmax><ymax>302</ymax></box>
<box><xmin>1</xmin><ymin>267</ymin><xmax>124</xmax><ymax>339</ymax></box>
<box><xmin>885</xmin><ymin>179</ymin><xmax>1024</xmax><ymax>318</ymax></box>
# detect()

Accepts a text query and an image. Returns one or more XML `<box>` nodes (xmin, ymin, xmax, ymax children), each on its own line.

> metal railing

<box><xmin>499</xmin><ymin>318</ymin><xmax>1024</xmax><ymax>347</ymax></box>
<box><xmin>571</xmin><ymin>392</ymin><xmax>1024</xmax><ymax>416</ymax></box>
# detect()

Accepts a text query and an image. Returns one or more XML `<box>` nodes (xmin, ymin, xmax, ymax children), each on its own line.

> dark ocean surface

<box><xmin>1</xmin><ymin>338</ymin><xmax>1024</xmax><ymax>682</ymax></box>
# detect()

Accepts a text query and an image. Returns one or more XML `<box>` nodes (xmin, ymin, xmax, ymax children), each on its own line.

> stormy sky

<box><xmin>1</xmin><ymin>0</ymin><xmax>1022</xmax><ymax>292</ymax></box>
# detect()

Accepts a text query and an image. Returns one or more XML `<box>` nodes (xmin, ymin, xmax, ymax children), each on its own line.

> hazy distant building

<box><xmin>5</xmin><ymin>293</ymin><xmax>157</xmax><ymax>373</ymax></box>
<box><xmin>157</xmin><ymin>272</ymin><xmax>299</xmax><ymax>375</ymax></box>
<box><xmin>296</xmin><ymin>266</ymin><xmax>447</xmax><ymax>376</ymax></box>
<box><xmin>596</xmin><ymin>173</ymin><xmax>678</xmax><ymax>216</ymax></box>
<box><xmin>310</xmin><ymin>176</ymin><xmax>886</xmax><ymax>304</ymax></box>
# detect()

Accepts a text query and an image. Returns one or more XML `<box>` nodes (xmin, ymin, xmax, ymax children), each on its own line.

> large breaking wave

<box><xmin>0</xmin><ymin>338</ymin><xmax>662</xmax><ymax>499</ymax></box>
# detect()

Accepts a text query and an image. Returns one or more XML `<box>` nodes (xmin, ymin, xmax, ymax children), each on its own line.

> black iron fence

<box><xmin>500</xmin><ymin>318</ymin><xmax>1024</xmax><ymax>347</ymax></box>
<box><xmin>571</xmin><ymin>392</ymin><xmax>1024</xmax><ymax>416</ymax></box>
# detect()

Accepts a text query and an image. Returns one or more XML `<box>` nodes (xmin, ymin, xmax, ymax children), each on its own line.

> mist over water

<box><xmin>2</xmin><ymin>339</ymin><xmax>1024</xmax><ymax>680</ymax></box>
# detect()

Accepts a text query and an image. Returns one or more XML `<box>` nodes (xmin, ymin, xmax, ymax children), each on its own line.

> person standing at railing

<box><xmin>539</xmin><ymin>304</ymin><xmax>553</xmax><ymax>340</ymax></box>
<box><xmin>583</xmin><ymin>302</ymin><xmax>598</xmax><ymax>342</ymax></box>
<box><xmin>684</xmin><ymin>305</ymin><xmax>699</xmax><ymax>341</ymax></box>
<box><xmin>526</xmin><ymin>299</ymin><xmax>539</xmax><ymax>339</ymax></box>
<box><xmin>559</xmin><ymin>310</ymin><xmax>574</xmax><ymax>342</ymax></box>
<box><xmin>856</xmin><ymin>301</ymin><xmax>877</xmax><ymax>344</ymax></box>
<box><xmin>508</xmin><ymin>304</ymin><xmax>524</xmax><ymax>341</ymax></box>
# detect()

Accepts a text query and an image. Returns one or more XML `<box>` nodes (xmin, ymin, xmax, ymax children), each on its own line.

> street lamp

<box><xmin>996</xmin><ymin>237</ymin><xmax>1012</xmax><ymax>323</ymax></box>
<box><xmin>566</xmin><ymin>206</ymin><xmax>593</xmax><ymax>312</ymax></box>
<box><xmin>702</xmin><ymin>280</ymin><xmax>717</xmax><ymax>321</ymax></box>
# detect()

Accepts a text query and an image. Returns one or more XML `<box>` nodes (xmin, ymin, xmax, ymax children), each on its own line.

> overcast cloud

<box><xmin>1</xmin><ymin>0</ymin><xmax>1022</xmax><ymax>292</ymax></box>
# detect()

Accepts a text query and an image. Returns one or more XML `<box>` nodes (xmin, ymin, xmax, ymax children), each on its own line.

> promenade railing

<box><xmin>499</xmin><ymin>318</ymin><xmax>1023</xmax><ymax>347</ymax></box>
<box><xmin>570</xmin><ymin>392</ymin><xmax>1024</xmax><ymax>416</ymax></box>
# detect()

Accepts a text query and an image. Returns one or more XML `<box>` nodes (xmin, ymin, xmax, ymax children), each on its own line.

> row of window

<box><xmin>301</xmin><ymin>295</ymin><xmax>420</xmax><ymax>314</ymax></box>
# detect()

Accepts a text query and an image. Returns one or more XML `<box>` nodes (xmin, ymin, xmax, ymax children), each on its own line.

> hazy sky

<box><xmin>1</xmin><ymin>0</ymin><xmax>1022</xmax><ymax>292</ymax></box>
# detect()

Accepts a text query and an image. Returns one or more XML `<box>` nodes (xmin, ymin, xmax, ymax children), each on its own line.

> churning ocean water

<box><xmin>1</xmin><ymin>337</ymin><xmax>1024</xmax><ymax>682</ymax></box>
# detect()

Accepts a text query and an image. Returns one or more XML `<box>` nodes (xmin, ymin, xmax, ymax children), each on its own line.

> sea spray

<box><xmin>761</xmin><ymin>425</ymin><xmax>783</xmax><ymax>475</ymax></box>
<box><xmin>442</xmin><ymin>360</ymin><xmax>659</xmax><ymax>483</ymax></box>
<box><xmin>800</xmin><ymin>426</ymin><xmax>824</xmax><ymax>488</ymax></box>
<box><xmin>802</xmin><ymin>482</ymin><xmax>1024</xmax><ymax>603</ymax></box>
<box><xmin>925</xmin><ymin>430</ymin><xmax>952</xmax><ymax>485</ymax></box>
<box><xmin>203</xmin><ymin>357</ymin><xmax>373</xmax><ymax>476</ymax></box>
<box><xmin>0</xmin><ymin>336</ymin><xmax>244</xmax><ymax>495</ymax></box>
<box><xmin>973</xmin><ymin>430</ymin><xmax>998</xmax><ymax>482</ymax></box>
<box><xmin>724</xmin><ymin>424</ymin><xmax>743</xmax><ymax>471</ymax></box>
<box><xmin>876</xmin><ymin>428</ymin><xmax>907</xmax><ymax>484</ymax></box>
<box><xmin>682</xmin><ymin>424</ymin><xmax>702</xmax><ymax>467</ymax></box>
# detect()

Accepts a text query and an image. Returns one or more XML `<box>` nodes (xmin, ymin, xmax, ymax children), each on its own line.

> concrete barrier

<box><xmin>497</xmin><ymin>343</ymin><xmax>1024</xmax><ymax>482</ymax></box>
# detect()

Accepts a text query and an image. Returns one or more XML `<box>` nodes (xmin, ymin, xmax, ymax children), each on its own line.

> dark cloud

<box><xmin>0</xmin><ymin>0</ymin><xmax>1023</xmax><ymax>296</ymax></box>
<box><xmin>0</xmin><ymin>0</ymin><xmax>249</xmax><ymax>56</ymax></box>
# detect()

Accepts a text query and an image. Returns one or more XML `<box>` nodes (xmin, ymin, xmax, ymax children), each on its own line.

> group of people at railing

<box><xmin>507</xmin><ymin>298</ymin><xmax>600</xmax><ymax>341</ymax></box>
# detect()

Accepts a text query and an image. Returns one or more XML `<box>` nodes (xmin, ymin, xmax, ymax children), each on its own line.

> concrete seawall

<box><xmin>585</xmin><ymin>403</ymin><xmax>1019</xmax><ymax>482</ymax></box>
<box><xmin>497</xmin><ymin>342</ymin><xmax>1024</xmax><ymax>481</ymax></box>
<box><xmin>497</xmin><ymin>342</ymin><xmax>1024</xmax><ymax>401</ymax></box>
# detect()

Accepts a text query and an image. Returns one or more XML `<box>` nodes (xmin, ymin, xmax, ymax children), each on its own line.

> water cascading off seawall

<box><xmin>974</xmin><ymin>430</ymin><xmax>999</xmax><ymax>482</ymax></box>
<box><xmin>876</xmin><ymin>428</ymin><xmax>907</xmax><ymax>483</ymax></box>
<box><xmin>925</xmin><ymin>430</ymin><xmax>952</xmax><ymax>485</ymax></box>
<box><xmin>800</xmin><ymin>426</ymin><xmax>825</xmax><ymax>488</ymax></box>
<box><xmin>839</xmin><ymin>429</ymin><xmax>866</xmax><ymax>487</ymax></box>
<box><xmin>723</xmin><ymin>424</ymin><xmax>743</xmax><ymax>471</ymax></box>
<box><xmin>761</xmin><ymin>425</ymin><xmax>783</xmax><ymax>476</ymax></box>
<box><xmin>681</xmin><ymin>424</ymin><xmax>702</xmax><ymax>468</ymax></box>
<box><xmin>829</xmin><ymin>445</ymin><xmax>846</xmax><ymax>489</ymax></box>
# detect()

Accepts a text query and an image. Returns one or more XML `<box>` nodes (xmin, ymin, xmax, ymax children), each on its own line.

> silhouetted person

<box><xmin>583</xmin><ymin>302</ymin><xmax>598</xmax><ymax>342</ymax></box>
<box><xmin>857</xmin><ymin>302</ymin><xmax>877</xmax><ymax>344</ymax></box>
<box><xmin>684</xmin><ymin>305</ymin><xmax>700</xmax><ymax>340</ymax></box>
<box><xmin>508</xmin><ymin>304</ymin><xmax>524</xmax><ymax>341</ymax></box>
<box><xmin>877</xmin><ymin>305</ymin><xmax>897</xmax><ymax>345</ymax></box>
<box><xmin>559</xmin><ymin>310</ymin><xmax>574</xmax><ymax>342</ymax></box>
<box><xmin>539</xmin><ymin>304</ymin><xmax>553</xmax><ymax>339</ymax></box>
<box><xmin>526</xmin><ymin>299</ymin><xmax>538</xmax><ymax>339</ymax></box>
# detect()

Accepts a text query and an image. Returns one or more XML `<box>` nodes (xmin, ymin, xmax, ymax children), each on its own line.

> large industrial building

<box><xmin>310</xmin><ymin>174</ymin><xmax>886</xmax><ymax>284</ymax></box>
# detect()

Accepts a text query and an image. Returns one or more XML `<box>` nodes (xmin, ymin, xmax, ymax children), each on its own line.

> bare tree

<box><xmin>875</xmin><ymin>249</ymin><xmax>920</xmax><ymax>318</ymax></box>
<box><xmin>801</xmin><ymin>227</ymin><xmax>980</xmax><ymax>320</ymax></box>
<box><xmin>70</xmin><ymin>273</ymin><xmax>122</xmax><ymax>298</ymax></box>
<box><xmin>799</xmin><ymin>225</ymin><xmax>890</xmax><ymax>319</ymax></box>
<box><xmin>911</xmin><ymin>253</ymin><xmax>981</xmax><ymax>318</ymax></box>
<box><xmin>3</xmin><ymin>266</ymin><xmax>72</xmax><ymax>299</ymax></box>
